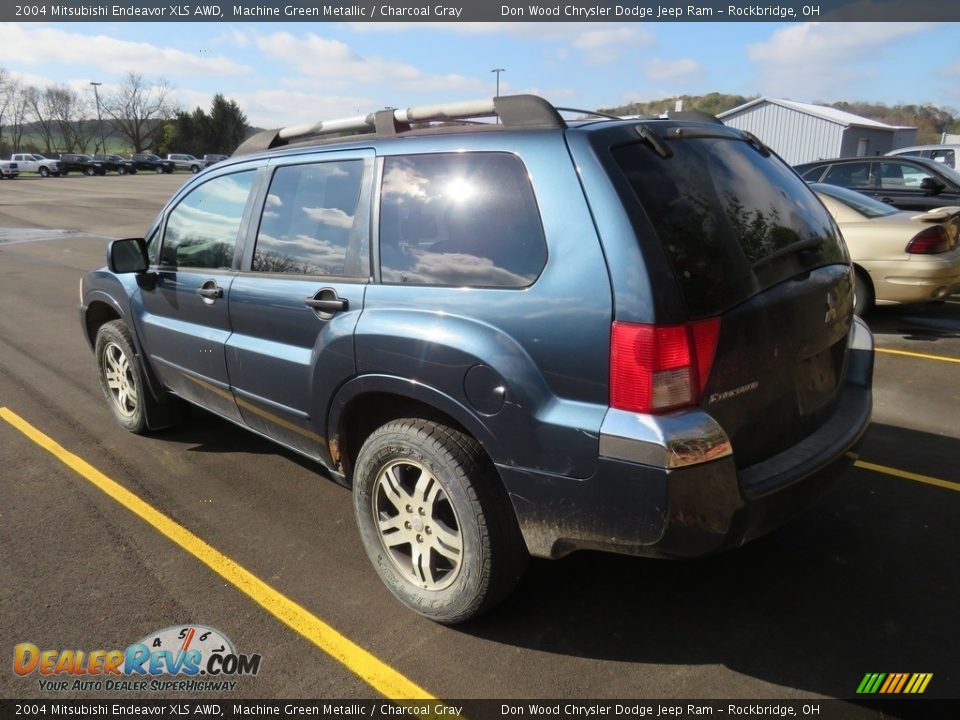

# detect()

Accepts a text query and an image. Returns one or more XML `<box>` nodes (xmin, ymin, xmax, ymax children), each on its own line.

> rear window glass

<box><xmin>612</xmin><ymin>134</ymin><xmax>845</xmax><ymax>317</ymax></box>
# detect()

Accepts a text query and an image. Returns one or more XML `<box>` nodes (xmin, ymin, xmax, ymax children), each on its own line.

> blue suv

<box><xmin>79</xmin><ymin>95</ymin><xmax>873</xmax><ymax>623</ymax></box>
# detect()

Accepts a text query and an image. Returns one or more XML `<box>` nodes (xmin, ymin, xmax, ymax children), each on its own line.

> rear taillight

<box><xmin>610</xmin><ymin>318</ymin><xmax>720</xmax><ymax>414</ymax></box>
<box><xmin>906</xmin><ymin>225</ymin><xmax>955</xmax><ymax>254</ymax></box>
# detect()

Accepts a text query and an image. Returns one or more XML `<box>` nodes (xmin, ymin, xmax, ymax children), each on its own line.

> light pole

<box><xmin>491</xmin><ymin>68</ymin><xmax>505</xmax><ymax>98</ymax></box>
<box><xmin>491</xmin><ymin>68</ymin><xmax>505</xmax><ymax>124</ymax></box>
<box><xmin>89</xmin><ymin>81</ymin><xmax>105</xmax><ymax>154</ymax></box>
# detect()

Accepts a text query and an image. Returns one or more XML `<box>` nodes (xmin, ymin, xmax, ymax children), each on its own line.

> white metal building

<box><xmin>718</xmin><ymin>97</ymin><xmax>917</xmax><ymax>165</ymax></box>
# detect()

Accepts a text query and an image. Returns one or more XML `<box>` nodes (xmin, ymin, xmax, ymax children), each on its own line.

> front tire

<box><xmin>155</xmin><ymin>166</ymin><xmax>164</xmax><ymax>174</ymax></box>
<box><xmin>84</xmin><ymin>167</ymin><xmax>95</xmax><ymax>176</ymax></box>
<box><xmin>39</xmin><ymin>167</ymin><xmax>50</xmax><ymax>177</ymax></box>
<box><xmin>95</xmin><ymin>321</ymin><xmax>148</xmax><ymax>433</ymax></box>
<box><xmin>353</xmin><ymin>418</ymin><xmax>527</xmax><ymax>624</ymax></box>
<box><xmin>190</xmin><ymin>165</ymin><xmax>200</xmax><ymax>173</ymax></box>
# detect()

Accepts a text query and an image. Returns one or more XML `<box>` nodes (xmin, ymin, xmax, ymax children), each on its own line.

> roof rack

<box><xmin>234</xmin><ymin>94</ymin><xmax>566</xmax><ymax>156</ymax></box>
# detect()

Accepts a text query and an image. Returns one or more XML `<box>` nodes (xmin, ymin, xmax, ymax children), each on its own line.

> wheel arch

<box><xmin>83</xmin><ymin>296</ymin><xmax>124</xmax><ymax>349</ymax></box>
<box><xmin>329</xmin><ymin>376</ymin><xmax>505</xmax><ymax>486</ymax></box>
<box><xmin>83</xmin><ymin>292</ymin><xmax>168</xmax><ymax>406</ymax></box>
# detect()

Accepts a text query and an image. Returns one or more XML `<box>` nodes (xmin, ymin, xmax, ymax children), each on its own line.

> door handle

<box><xmin>196</xmin><ymin>281</ymin><xmax>223</xmax><ymax>304</ymax></box>
<box><xmin>880</xmin><ymin>197</ymin><xmax>896</xmax><ymax>204</ymax></box>
<box><xmin>196</xmin><ymin>286</ymin><xmax>223</xmax><ymax>299</ymax></box>
<box><xmin>305</xmin><ymin>288</ymin><xmax>348</xmax><ymax>316</ymax></box>
<box><xmin>305</xmin><ymin>297</ymin><xmax>348</xmax><ymax>312</ymax></box>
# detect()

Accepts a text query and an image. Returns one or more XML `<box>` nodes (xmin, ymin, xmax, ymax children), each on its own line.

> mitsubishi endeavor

<box><xmin>79</xmin><ymin>95</ymin><xmax>874</xmax><ymax>623</ymax></box>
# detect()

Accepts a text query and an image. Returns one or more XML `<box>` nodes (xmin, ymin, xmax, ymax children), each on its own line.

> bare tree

<box><xmin>47</xmin><ymin>85</ymin><xmax>94</xmax><ymax>152</ymax></box>
<box><xmin>0</xmin><ymin>69</ymin><xmax>9</xmax><ymax>153</ymax></box>
<box><xmin>23</xmin><ymin>86</ymin><xmax>58</xmax><ymax>154</ymax></box>
<box><xmin>102</xmin><ymin>72</ymin><xmax>176</xmax><ymax>153</ymax></box>
<box><xmin>7</xmin><ymin>86</ymin><xmax>31</xmax><ymax>152</ymax></box>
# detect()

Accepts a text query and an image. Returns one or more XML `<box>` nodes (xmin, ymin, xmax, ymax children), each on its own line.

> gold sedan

<box><xmin>812</xmin><ymin>182</ymin><xmax>960</xmax><ymax>315</ymax></box>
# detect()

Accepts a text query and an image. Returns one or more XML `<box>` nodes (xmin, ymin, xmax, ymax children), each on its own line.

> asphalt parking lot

<box><xmin>1</xmin><ymin>175</ymin><xmax>957</xmax><ymax>711</ymax></box>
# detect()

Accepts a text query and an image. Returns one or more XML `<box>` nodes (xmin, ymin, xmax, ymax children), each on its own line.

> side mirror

<box><xmin>107</xmin><ymin>237</ymin><xmax>149</xmax><ymax>274</ymax></box>
<box><xmin>920</xmin><ymin>177</ymin><xmax>945</xmax><ymax>195</ymax></box>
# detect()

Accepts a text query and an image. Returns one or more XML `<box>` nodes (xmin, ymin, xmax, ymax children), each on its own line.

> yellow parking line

<box><xmin>876</xmin><ymin>347</ymin><xmax>960</xmax><ymax>364</ymax></box>
<box><xmin>0</xmin><ymin>406</ymin><xmax>434</xmax><ymax>701</ymax></box>
<box><xmin>855</xmin><ymin>460</ymin><xmax>960</xmax><ymax>492</ymax></box>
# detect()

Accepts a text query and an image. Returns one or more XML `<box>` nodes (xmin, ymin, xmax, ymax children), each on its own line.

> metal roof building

<box><xmin>717</xmin><ymin>97</ymin><xmax>917</xmax><ymax>165</ymax></box>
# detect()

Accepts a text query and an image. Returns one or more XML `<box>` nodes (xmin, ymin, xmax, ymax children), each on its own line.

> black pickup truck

<box><xmin>128</xmin><ymin>153</ymin><xmax>175</xmax><ymax>174</ymax></box>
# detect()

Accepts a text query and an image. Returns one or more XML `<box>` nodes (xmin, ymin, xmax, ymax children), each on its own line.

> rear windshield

<box><xmin>612</xmin><ymin>132</ymin><xmax>846</xmax><ymax>317</ymax></box>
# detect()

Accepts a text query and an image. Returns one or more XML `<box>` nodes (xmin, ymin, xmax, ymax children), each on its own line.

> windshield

<box><xmin>935</xmin><ymin>162</ymin><xmax>960</xmax><ymax>185</ymax></box>
<box><xmin>811</xmin><ymin>182</ymin><xmax>898</xmax><ymax>218</ymax></box>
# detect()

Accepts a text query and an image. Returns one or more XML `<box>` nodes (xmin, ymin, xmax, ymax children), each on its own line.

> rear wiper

<box><xmin>634</xmin><ymin>125</ymin><xmax>673</xmax><ymax>159</ymax></box>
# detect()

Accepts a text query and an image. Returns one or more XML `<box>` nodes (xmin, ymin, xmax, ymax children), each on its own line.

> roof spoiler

<box><xmin>234</xmin><ymin>94</ymin><xmax>566</xmax><ymax>156</ymax></box>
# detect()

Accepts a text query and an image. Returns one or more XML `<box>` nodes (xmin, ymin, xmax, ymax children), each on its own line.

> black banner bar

<box><xmin>4</xmin><ymin>0</ymin><xmax>960</xmax><ymax>23</ymax></box>
<box><xmin>0</xmin><ymin>699</ymin><xmax>957</xmax><ymax>720</ymax></box>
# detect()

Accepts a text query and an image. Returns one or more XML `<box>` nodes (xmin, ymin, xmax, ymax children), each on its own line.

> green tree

<box><xmin>207</xmin><ymin>94</ymin><xmax>247</xmax><ymax>154</ymax></box>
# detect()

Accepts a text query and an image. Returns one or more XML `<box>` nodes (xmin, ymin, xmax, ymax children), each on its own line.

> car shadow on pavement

<box><xmin>463</xmin><ymin>422</ymin><xmax>960</xmax><ymax>700</ymax></box>
<box><xmin>866</xmin><ymin>299</ymin><xmax>960</xmax><ymax>342</ymax></box>
<box><xmin>153</xmin><ymin>406</ymin><xmax>329</xmax><ymax>477</ymax></box>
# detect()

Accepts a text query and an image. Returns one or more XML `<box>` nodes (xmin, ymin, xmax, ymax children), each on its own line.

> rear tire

<box><xmin>353</xmin><ymin>418</ymin><xmax>527</xmax><ymax>624</ymax></box>
<box><xmin>853</xmin><ymin>269</ymin><xmax>874</xmax><ymax>317</ymax></box>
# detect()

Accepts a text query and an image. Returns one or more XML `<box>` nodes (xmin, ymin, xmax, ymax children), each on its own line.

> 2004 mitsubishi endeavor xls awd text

<box><xmin>79</xmin><ymin>95</ymin><xmax>874</xmax><ymax>623</ymax></box>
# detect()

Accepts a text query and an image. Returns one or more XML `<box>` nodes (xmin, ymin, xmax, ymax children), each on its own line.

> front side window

<box><xmin>160</xmin><ymin>170</ymin><xmax>256</xmax><ymax>269</ymax></box>
<box><xmin>823</xmin><ymin>162</ymin><xmax>871</xmax><ymax>188</ymax></box>
<box><xmin>379</xmin><ymin>153</ymin><xmax>547</xmax><ymax>288</ymax></box>
<box><xmin>253</xmin><ymin>160</ymin><xmax>366</xmax><ymax>277</ymax></box>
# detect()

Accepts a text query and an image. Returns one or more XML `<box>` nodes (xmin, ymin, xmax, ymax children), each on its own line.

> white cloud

<box><xmin>347</xmin><ymin>22</ymin><xmax>654</xmax><ymax>64</ymax></box>
<box><xmin>643</xmin><ymin>58</ymin><xmax>703</xmax><ymax>84</ymax></box>
<box><xmin>746</xmin><ymin>22</ymin><xmax>934</xmax><ymax>100</ymax></box>
<box><xmin>0</xmin><ymin>24</ymin><xmax>251</xmax><ymax>77</ymax></box>
<box><xmin>253</xmin><ymin>31</ymin><xmax>488</xmax><ymax>95</ymax></box>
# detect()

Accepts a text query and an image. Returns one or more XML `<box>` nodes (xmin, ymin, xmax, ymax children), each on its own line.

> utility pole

<box><xmin>90</xmin><ymin>81</ymin><xmax>106</xmax><ymax>154</ymax></box>
<box><xmin>491</xmin><ymin>68</ymin><xmax>505</xmax><ymax>98</ymax></box>
<box><xmin>491</xmin><ymin>68</ymin><xmax>505</xmax><ymax>124</ymax></box>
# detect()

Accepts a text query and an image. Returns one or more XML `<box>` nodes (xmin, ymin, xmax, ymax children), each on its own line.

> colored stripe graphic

<box><xmin>857</xmin><ymin>672</ymin><xmax>932</xmax><ymax>694</ymax></box>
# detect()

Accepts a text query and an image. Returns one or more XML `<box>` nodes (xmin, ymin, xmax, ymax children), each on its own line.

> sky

<box><xmin>1</xmin><ymin>21</ymin><xmax>959</xmax><ymax>129</ymax></box>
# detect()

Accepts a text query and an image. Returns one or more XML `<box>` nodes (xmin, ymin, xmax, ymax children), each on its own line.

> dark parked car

<box><xmin>80</xmin><ymin>95</ymin><xmax>873</xmax><ymax>623</ymax></box>
<box><xmin>59</xmin><ymin>153</ymin><xmax>107</xmax><ymax>176</ymax></box>
<box><xmin>94</xmin><ymin>154</ymin><xmax>137</xmax><ymax>175</ymax></box>
<box><xmin>128</xmin><ymin>153</ymin><xmax>175</xmax><ymax>174</ymax></box>
<box><xmin>795</xmin><ymin>155</ymin><xmax>960</xmax><ymax>211</ymax></box>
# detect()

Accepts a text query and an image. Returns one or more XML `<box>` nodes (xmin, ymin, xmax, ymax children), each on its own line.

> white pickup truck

<box><xmin>0</xmin><ymin>159</ymin><xmax>19</xmax><ymax>179</ymax></box>
<box><xmin>10</xmin><ymin>153</ymin><xmax>63</xmax><ymax>177</ymax></box>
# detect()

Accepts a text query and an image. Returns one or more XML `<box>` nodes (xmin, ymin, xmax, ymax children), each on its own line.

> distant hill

<box><xmin>600</xmin><ymin>94</ymin><xmax>960</xmax><ymax>144</ymax></box>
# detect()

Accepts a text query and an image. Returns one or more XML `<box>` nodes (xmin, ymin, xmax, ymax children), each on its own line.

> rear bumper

<box><xmin>500</xmin><ymin>316</ymin><xmax>874</xmax><ymax>559</ymax></box>
<box><xmin>864</xmin><ymin>255</ymin><xmax>960</xmax><ymax>304</ymax></box>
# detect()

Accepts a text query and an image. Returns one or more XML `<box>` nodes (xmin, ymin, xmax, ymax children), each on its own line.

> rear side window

<box><xmin>253</xmin><ymin>160</ymin><xmax>367</xmax><ymax>277</ymax></box>
<box><xmin>612</xmin><ymin>134</ymin><xmax>845</xmax><ymax>318</ymax></box>
<box><xmin>379</xmin><ymin>153</ymin><xmax>546</xmax><ymax>288</ymax></box>
<box><xmin>160</xmin><ymin>171</ymin><xmax>256</xmax><ymax>269</ymax></box>
<box><xmin>879</xmin><ymin>161</ymin><xmax>933</xmax><ymax>189</ymax></box>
